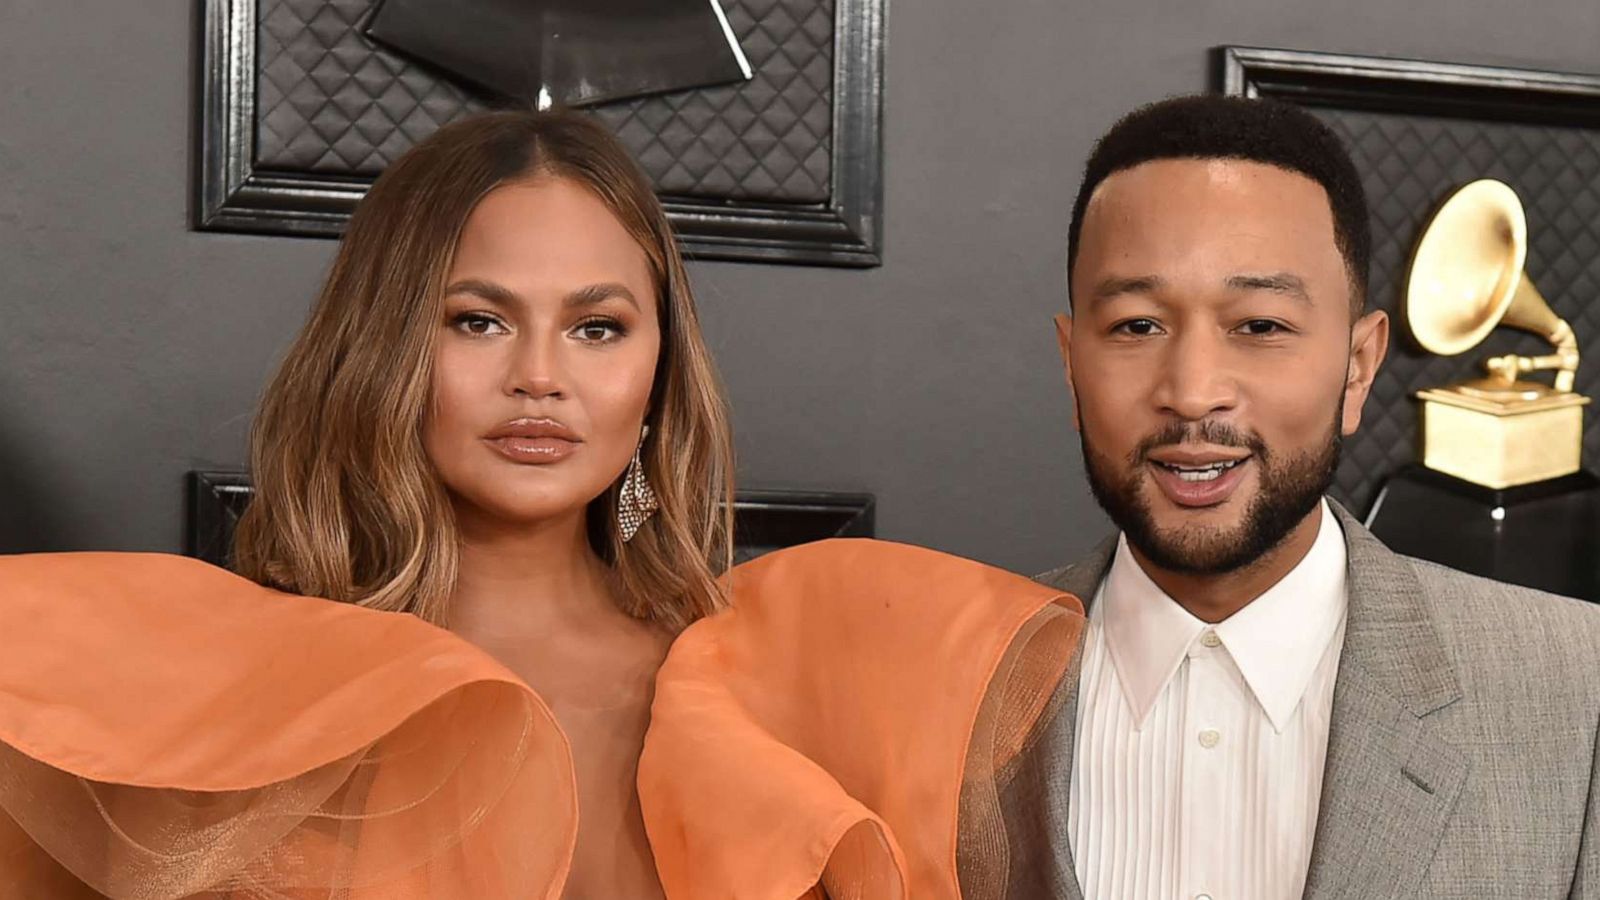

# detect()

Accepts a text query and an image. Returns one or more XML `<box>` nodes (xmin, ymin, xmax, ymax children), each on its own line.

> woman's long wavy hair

<box><xmin>232</xmin><ymin>110</ymin><xmax>734</xmax><ymax>633</ymax></box>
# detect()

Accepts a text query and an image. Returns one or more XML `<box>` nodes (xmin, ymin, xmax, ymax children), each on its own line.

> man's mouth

<box><xmin>1152</xmin><ymin>458</ymin><xmax>1248</xmax><ymax>483</ymax></box>
<box><xmin>1144</xmin><ymin>448</ymin><xmax>1255</xmax><ymax>509</ymax></box>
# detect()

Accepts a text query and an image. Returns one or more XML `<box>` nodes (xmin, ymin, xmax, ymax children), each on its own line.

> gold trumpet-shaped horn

<box><xmin>1406</xmin><ymin>178</ymin><xmax>1579</xmax><ymax>395</ymax></box>
<box><xmin>1404</xmin><ymin>178</ymin><xmax>1588</xmax><ymax>488</ymax></box>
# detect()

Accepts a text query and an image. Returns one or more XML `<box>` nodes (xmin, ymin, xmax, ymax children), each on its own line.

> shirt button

<box><xmin>1195</xmin><ymin>894</ymin><xmax>1214</xmax><ymax>900</ymax></box>
<box><xmin>1200</xmin><ymin>630</ymin><xmax>1222</xmax><ymax>649</ymax></box>
<box><xmin>1198</xmin><ymin>729</ymin><xmax>1221</xmax><ymax>749</ymax></box>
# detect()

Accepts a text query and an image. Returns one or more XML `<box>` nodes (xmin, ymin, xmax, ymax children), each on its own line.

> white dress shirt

<box><xmin>1068</xmin><ymin>500</ymin><xmax>1348</xmax><ymax>900</ymax></box>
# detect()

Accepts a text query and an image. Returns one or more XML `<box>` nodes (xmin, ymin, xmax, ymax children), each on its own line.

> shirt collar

<box><xmin>1098</xmin><ymin>499</ymin><xmax>1349</xmax><ymax>733</ymax></box>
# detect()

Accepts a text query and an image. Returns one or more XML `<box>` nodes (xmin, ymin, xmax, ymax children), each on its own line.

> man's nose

<box><xmin>1152</xmin><ymin>330</ymin><xmax>1239</xmax><ymax>421</ymax></box>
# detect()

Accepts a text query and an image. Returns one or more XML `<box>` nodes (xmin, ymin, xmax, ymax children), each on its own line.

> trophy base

<box><xmin>1418</xmin><ymin>385</ymin><xmax>1589</xmax><ymax>489</ymax></box>
<box><xmin>1365</xmin><ymin>465</ymin><xmax>1600</xmax><ymax>601</ymax></box>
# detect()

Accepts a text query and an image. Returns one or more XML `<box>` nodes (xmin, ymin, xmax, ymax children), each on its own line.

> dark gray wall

<box><xmin>3</xmin><ymin>0</ymin><xmax>1598</xmax><ymax>571</ymax></box>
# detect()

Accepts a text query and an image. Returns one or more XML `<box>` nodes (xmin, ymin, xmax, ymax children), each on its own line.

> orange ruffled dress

<box><xmin>0</xmin><ymin>540</ymin><xmax>1083</xmax><ymax>899</ymax></box>
<box><xmin>0</xmin><ymin>552</ymin><xmax>577</xmax><ymax>899</ymax></box>
<box><xmin>639</xmin><ymin>539</ymin><xmax>1086</xmax><ymax>900</ymax></box>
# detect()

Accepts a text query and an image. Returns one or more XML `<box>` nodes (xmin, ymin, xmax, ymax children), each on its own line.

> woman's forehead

<box><xmin>449</xmin><ymin>178</ymin><xmax>659</xmax><ymax>304</ymax></box>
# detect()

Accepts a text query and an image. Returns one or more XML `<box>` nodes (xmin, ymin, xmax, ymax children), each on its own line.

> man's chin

<box><xmin>1085</xmin><ymin>425</ymin><xmax>1341</xmax><ymax>578</ymax></box>
<box><xmin>1130</xmin><ymin>520</ymin><xmax>1261</xmax><ymax>575</ymax></box>
<box><xmin>1126</xmin><ymin>483</ymin><xmax>1322</xmax><ymax>576</ymax></box>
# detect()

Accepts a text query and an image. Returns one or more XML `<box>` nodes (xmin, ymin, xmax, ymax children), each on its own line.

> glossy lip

<box><xmin>1145</xmin><ymin>445</ymin><xmax>1253</xmax><ymax>508</ymax></box>
<box><xmin>482</xmin><ymin>417</ymin><xmax>583</xmax><ymax>465</ymax></box>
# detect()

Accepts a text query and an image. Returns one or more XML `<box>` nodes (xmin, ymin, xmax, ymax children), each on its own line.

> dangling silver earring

<box><xmin>618</xmin><ymin>425</ymin><xmax>659</xmax><ymax>543</ymax></box>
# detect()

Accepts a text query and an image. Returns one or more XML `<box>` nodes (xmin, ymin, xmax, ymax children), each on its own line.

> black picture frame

<box><xmin>187</xmin><ymin>470</ymin><xmax>874</xmax><ymax>568</ymax></box>
<box><xmin>194</xmin><ymin>0</ymin><xmax>886</xmax><ymax>266</ymax></box>
<box><xmin>1217</xmin><ymin>46</ymin><xmax>1600</xmax><ymax>123</ymax></box>
<box><xmin>728</xmin><ymin>489</ymin><xmax>875</xmax><ymax>563</ymax></box>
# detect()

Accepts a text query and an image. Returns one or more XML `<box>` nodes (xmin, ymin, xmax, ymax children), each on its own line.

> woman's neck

<box><xmin>446</xmin><ymin>508</ymin><xmax>619</xmax><ymax>641</ymax></box>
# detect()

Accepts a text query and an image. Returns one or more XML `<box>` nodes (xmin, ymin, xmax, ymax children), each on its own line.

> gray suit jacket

<box><xmin>999</xmin><ymin>502</ymin><xmax>1600</xmax><ymax>899</ymax></box>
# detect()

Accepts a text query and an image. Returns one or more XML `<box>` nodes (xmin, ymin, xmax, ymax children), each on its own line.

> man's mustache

<box><xmin>1131</xmin><ymin>420</ymin><xmax>1269</xmax><ymax>464</ymax></box>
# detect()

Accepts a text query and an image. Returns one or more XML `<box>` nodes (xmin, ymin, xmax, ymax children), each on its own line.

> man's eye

<box><xmin>1239</xmin><ymin>319</ymin><xmax>1287</xmax><ymax>336</ymax></box>
<box><xmin>572</xmin><ymin>318</ymin><xmax>626</xmax><ymax>343</ymax></box>
<box><xmin>451</xmin><ymin>312</ymin><xmax>508</xmax><ymax>336</ymax></box>
<box><xmin>1112</xmin><ymin>318</ymin><xmax>1161</xmax><ymax>336</ymax></box>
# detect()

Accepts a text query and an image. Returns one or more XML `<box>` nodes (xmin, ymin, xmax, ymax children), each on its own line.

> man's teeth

<box><xmin>1160</xmin><ymin>459</ymin><xmax>1244</xmax><ymax>482</ymax></box>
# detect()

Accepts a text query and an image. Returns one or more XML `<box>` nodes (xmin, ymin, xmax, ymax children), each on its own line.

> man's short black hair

<box><xmin>1066</xmin><ymin>94</ymin><xmax>1371</xmax><ymax>313</ymax></box>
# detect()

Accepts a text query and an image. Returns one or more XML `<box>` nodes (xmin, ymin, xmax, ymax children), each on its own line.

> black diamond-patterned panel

<box><xmin>255</xmin><ymin>0</ymin><xmax>833</xmax><ymax>203</ymax></box>
<box><xmin>256</xmin><ymin>0</ymin><xmax>487</xmax><ymax>172</ymax></box>
<box><xmin>1311</xmin><ymin>108</ymin><xmax>1600</xmax><ymax>514</ymax></box>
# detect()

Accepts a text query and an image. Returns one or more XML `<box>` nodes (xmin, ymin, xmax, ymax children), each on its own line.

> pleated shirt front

<box><xmin>1068</xmin><ymin>500</ymin><xmax>1348</xmax><ymax>900</ymax></box>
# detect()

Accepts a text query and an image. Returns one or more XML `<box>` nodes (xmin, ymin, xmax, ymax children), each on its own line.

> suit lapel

<box><xmin>1301</xmin><ymin>505</ymin><xmax>1469</xmax><ymax>900</ymax></box>
<box><xmin>999</xmin><ymin>539</ymin><xmax>1115</xmax><ymax>900</ymax></box>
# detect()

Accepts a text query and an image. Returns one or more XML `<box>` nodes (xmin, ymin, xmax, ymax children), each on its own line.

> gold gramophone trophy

<box><xmin>1406</xmin><ymin>178</ymin><xmax>1589</xmax><ymax>489</ymax></box>
<box><xmin>1366</xmin><ymin>177</ymin><xmax>1599</xmax><ymax>600</ymax></box>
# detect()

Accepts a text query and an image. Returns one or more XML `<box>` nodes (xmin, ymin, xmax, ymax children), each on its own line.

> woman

<box><xmin>0</xmin><ymin>110</ymin><xmax>732</xmax><ymax>898</ymax></box>
<box><xmin>0</xmin><ymin>107</ymin><xmax>1091</xmax><ymax>900</ymax></box>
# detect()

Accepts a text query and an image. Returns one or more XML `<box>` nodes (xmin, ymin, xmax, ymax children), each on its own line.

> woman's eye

<box><xmin>1112</xmin><ymin>318</ymin><xmax>1161</xmax><ymax>337</ymax></box>
<box><xmin>451</xmin><ymin>312</ymin><xmax>509</xmax><ymax>336</ymax></box>
<box><xmin>572</xmin><ymin>319</ymin><xmax>626</xmax><ymax>343</ymax></box>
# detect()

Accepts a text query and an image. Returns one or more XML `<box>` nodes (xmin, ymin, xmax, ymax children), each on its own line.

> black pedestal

<box><xmin>1364</xmin><ymin>465</ymin><xmax>1600</xmax><ymax>601</ymax></box>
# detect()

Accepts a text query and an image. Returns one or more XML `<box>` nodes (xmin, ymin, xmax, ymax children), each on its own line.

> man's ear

<box><xmin>1342</xmin><ymin>309</ymin><xmax>1390</xmax><ymax>436</ymax></box>
<box><xmin>1054</xmin><ymin>313</ymin><xmax>1081</xmax><ymax>431</ymax></box>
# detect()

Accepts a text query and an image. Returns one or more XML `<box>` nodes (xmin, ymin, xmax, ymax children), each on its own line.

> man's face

<box><xmin>1062</xmin><ymin>158</ymin><xmax>1387</xmax><ymax>574</ymax></box>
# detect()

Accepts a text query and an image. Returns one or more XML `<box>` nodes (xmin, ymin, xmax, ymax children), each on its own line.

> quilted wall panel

<box><xmin>1310</xmin><ymin>108</ymin><xmax>1600</xmax><ymax>514</ymax></box>
<box><xmin>254</xmin><ymin>0</ymin><xmax>834</xmax><ymax>203</ymax></box>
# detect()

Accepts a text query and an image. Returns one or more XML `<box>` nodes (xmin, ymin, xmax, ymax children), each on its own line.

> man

<box><xmin>1004</xmin><ymin>95</ymin><xmax>1600</xmax><ymax>899</ymax></box>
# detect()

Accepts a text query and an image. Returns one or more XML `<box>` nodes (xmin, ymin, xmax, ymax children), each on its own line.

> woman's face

<box><xmin>424</xmin><ymin>176</ymin><xmax>662</xmax><ymax>532</ymax></box>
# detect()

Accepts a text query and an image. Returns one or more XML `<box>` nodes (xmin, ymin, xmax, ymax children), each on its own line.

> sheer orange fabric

<box><xmin>0</xmin><ymin>552</ymin><xmax>577</xmax><ymax>899</ymax></box>
<box><xmin>0</xmin><ymin>542</ymin><xmax>1083</xmax><ymax>899</ymax></box>
<box><xmin>638</xmin><ymin>539</ymin><xmax>1086</xmax><ymax>900</ymax></box>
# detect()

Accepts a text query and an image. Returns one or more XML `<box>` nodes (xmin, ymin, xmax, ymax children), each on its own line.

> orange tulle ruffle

<box><xmin>0</xmin><ymin>552</ymin><xmax>577</xmax><ymax>899</ymax></box>
<box><xmin>640</xmin><ymin>539</ymin><xmax>1086</xmax><ymax>900</ymax></box>
<box><xmin>0</xmin><ymin>540</ymin><xmax>1085</xmax><ymax>900</ymax></box>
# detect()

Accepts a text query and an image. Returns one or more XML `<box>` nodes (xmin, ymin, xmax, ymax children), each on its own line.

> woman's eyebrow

<box><xmin>565</xmin><ymin>282</ymin><xmax>640</xmax><ymax>311</ymax></box>
<box><xmin>443</xmin><ymin>278</ymin><xmax>518</xmax><ymax>306</ymax></box>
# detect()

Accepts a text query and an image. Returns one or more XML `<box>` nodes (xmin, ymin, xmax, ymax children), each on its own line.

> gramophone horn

<box><xmin>1405</xmin><ymin>178</ymin><xmax>1578</xmax><ymax>392</ymax></box>
<box><xmin>1404</xmin><ymin>179</ymin><xmax>1529</xmax><ymax>357</ymax></box>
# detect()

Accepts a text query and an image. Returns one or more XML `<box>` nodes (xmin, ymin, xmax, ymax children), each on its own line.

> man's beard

<box><xmin>1081</xmin><ymin>411</ymin><xmax>1341</xmax><ymax>576</ymax></box>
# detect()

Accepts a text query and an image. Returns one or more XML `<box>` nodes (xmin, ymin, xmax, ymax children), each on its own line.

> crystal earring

<box><xmin>618</xmin><ymin>426</ymin><xmax>658</xmax><ymax>542</ymax></box>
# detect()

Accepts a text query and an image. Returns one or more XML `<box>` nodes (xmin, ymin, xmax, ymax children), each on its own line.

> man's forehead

<box><xmin>1086</xmin><ymin>157</ymin><xmax>1332</xmax><ymax>213</ymax></box>
<box><xmin>1072</xmin><ymin>157</ymin><xmax>1349</xmax><ymax>308</ymax></box>
<box><xmin>1077</xmin><ymin>158</ymin><xmax>1340</xmax><ymax>264</ymax></box>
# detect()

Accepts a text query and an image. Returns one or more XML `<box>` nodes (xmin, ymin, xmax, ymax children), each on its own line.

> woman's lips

<box><xmin>486</xmin><ymin>435</ymin><xmax>580</xmax><ymax>464</ymax></box>
<box><xmin>1148</xmin><ymin>457</ymin><xmax>1252</xmax><ymax>508</ymax></box>
<box><xmin>482</xmin><ymin>418</ymin><xmax>582</xmax><ymax>465</ymax></box>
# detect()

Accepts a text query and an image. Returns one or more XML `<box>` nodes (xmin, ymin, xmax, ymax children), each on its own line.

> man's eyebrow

<box><xmin>443</xmin><ymin>278</ymin><xmax>517</xmax><ymax>305</ymax></box>
<box><xmin>1089</xmin><ymin>275</ymin><xmax>1163</xmax><ymax>302</ymax></box>
<box><xmin>1226</xmin><ymin>272</ymin><xmax>1311</xmax><ymax>303</ymax></box>
<box><xmin>565</xmin><ymin>282</ymin><xmax>641</xmax><ymax>311</ymax></box>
